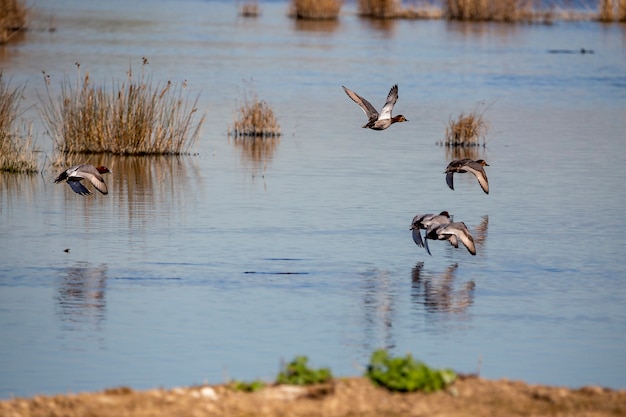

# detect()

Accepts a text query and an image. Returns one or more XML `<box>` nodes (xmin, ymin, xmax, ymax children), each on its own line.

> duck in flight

<box><xmin>342</xmin><ymin>84</ymin><xmax>408</xmax><ymax>130</ymax></box>
<box><xmin>444</xmin><ymin>159</ymin><xmax>490</xmax><ymax>194</ymax></box>
<box><xmin>54</xmin><ymin>164</ymin><xmax>111</xmax><ymax>196</ymax></box>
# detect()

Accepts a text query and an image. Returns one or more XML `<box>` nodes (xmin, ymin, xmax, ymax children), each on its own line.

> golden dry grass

<box><xmin>444</xmin><ymin>0</ymin><xmax>537</xmax><ymax>22</ymax></box>
<box><xmin>599</xmin><ymin>0</ymin><xmax>626</xmax><ymax>21</ymax></box>
<box><xmin>357</xmin><ymin>0</ymin><xmax>401</xmax><ymax>18</ymax></box>
<box><xmin>440</xmin><ymin>104</ymin><xmax>490</xmax><ymax>148</ymax></box>
<box><xmin>39</xmin><ymin>63</ymin><xmax>205</xmax><ymax>158</ymax></box>
<box><xmin>0</xmin><ymin>73</ymin><xmax>38</xmax><ymax>173</ymax></box>
<box><xmin>0</xmin><ymin>0</ymin><xmax>27</xmax><ymax>44</ymax></box>
<box><xmin>290</xmin><ymin>0</ymin><xmax>342</xmax><ymax>20</ymax></box>
<box><xmin>229</xmin><ymin>90</ymin><xmax>281</xmax><ymax>138</ymax></box>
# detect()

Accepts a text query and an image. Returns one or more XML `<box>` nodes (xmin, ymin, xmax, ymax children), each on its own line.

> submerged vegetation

<box><xmin>0</xmin><ymin>74</ymin><xmax>38</xmax><ymax>173</ymax></box>
<box><xmin>229</xmin><ymin>88</ymin><xmax>281</xmax><ymax>138</ymax></box>
<box><xmin>365</xmin><ymin>349</ymin><xmax>457</xmax><ymax>392</ymax></box>
<box><xmin>39</xmin><ymin>63</ymin><xmax>205</xmax><ymax>158</ymax></box>
<box><xmin>0</xmin><ymin>0</ymin><xmax>27</xmax><ymax>44</ymax></box>
<box><xmin>290</xmin><ymin>0</ymin><xmax>343</xmax><ymax>19</ymax></box>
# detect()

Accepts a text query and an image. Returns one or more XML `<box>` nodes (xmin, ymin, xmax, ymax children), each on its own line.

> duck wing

<box><xmin>73</xmin><ymin>165</ymin><xmax>109</xmax><ymax>195</ymax></box>
<box><xmin>445</xmin><ymin>172</ymin><xmax>455</xmax><ymax>190</ymax></box>
<box><xmin>67</xmin><ymin>180</ymin><xmax>92</xmax><ymax>196</ymax></box>
<box><xmin>378</xmin><ymin>84</ymin><xmax>398</xmax><ymax>121</ymax></box>
<box><xmin>342</xmin><ymin>86</ymin><xmax>379</xmax><ymax>121</ymax></box>
<box><xmin>412</xmin><ymin>228</ymin><xmax>425</xmax><ymax>248</ymax></box>
<box><xmin>464</xmin><ymin>163</ymin><xmax>489</xmax><ymax>194</ymax></box>
<box><xmin>441</xmin><ymin>222</ymin><xmax>476</xmax><ymax>255</ymax></box>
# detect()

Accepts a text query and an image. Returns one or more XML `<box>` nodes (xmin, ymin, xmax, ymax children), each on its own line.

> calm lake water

<box><xmin>1</xmin><ymin>0</ymin><xmax>626</xmax><ymax>399</ymax></box>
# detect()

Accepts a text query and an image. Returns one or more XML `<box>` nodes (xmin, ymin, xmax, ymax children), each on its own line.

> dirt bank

<box><xmin>1</xmin><ymin>376</ymin><xmax>625</xmax><ymax>417</ymax></box>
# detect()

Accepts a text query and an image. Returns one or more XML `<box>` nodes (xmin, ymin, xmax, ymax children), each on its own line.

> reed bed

<box><xmin>289</xmin><ymin>0</ymin><xmax>343</xmax><ymax>20</ymax></box>
<box><xmin>0</xmin><ymin>0</ymin><xmax>27</xmax><ymax>44</ymax></box>
<box><xmin>444</xmin><ymin>0</ymin><xmax>537</xmax><ymax>22</ymax></box>
<box><xmin>440</xmin><ymin>107</ymin><xmax>489</xmax><ymax>148</ymax></box>
<box><xmin>238</xmin><ymin>1</ymin><xmax>261</xmax><ymax>17</ymax></box>
<box><xmin>357</xmin><ymin>0</ymin><xmax>401</xmax><ymax>18</ymax></box>
<box><xmin>0</xmin><ymin>74</ymin><xmax>38</xmax><ymax>173</ymax></box>
<box><xmin>229</xmin><ymin>90</ymin><xmax>281</xmax><ymax>138</ymax></box>
<box><xmin>39</xmin><ymin>65</ymin><xmax>205</xmax><ymax>157</ymax></box>
<box><xmin>599</xmin><ymin>0</ymin><xmax>626</xmax><ymax>21</ymax></box>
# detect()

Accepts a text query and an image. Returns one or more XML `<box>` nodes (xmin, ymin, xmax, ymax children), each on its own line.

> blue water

<box><xmin>1</xmin><ymin>0</ymin><xmax>625</xmax><ymax>399</ymax></box>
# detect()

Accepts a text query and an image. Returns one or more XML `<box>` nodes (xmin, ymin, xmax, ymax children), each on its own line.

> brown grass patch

<box><xmin>0</xmin><ymin>0</ymin><xmax>27</xmax><ymax>44</ymax></box>
<box><xmin>0</xmin><ymin>73</ymin><xmax>38</xmax><ymax>173</ymax></box>
<box><xmin>289</xmin><ymin>0</ymin><xmax>343</xmax><ymax>20</ymax></box>
<box><xmin>238</xmin><ymin>1</ymin><xmax>261</xmax><ymax>17</ymax></box>
<box><xmin>39</xmin><ymin>62</ymin><xmax>205</xmax><ymax>157</ymax></box>
<box><xmin>229</xmin><ymin>89</ymin><xmax>281</xmax><ymax>138</ymax></box>
<box><xmin>444</xmin><ymin>0</ymin><xmax>538</xmax><ymax>22</ymax></box>
<box><xmin>599</xmin><ymin>0</ymin><xmax>626</xmax><ymax>21</ymax></box>
<box><xmin>439</xmin><ymin>103</ymin><xmax>490</xmax><ymax>149</ymax></box>
<box><xmin>357</xmin><ymin>0</ymin><xmax>401</xmax><ymax>18</ymax></box>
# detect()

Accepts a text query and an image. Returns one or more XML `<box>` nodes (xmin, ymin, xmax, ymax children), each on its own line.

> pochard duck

<box><xmin>342</xmin><ymin>84</ymin><xmax>408</xmax><ymax>130</ymax></box>
<box><xmin>444</xmin><ymin>159</ymin><xmax>490</xmax><ymax>194</ymax></box>
<box><xmin>424</xmin><ymin>221</ymin><xmax>477</xmax><ymax>256</ymax></box>
<box><xmin>410</xmin><ymin>211</ymin><xmax>451</xmax><ymax>248</ymax></box>
<box><xmin>54</xmin><ymin>164</ymin><xmax>111</xmax><ymax>196</ymax></box>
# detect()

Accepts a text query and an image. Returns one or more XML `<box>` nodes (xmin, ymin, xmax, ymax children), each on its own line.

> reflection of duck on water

<box><xmin>411</xmin><ymin>262</ymin><xmax>475</xmax><ymax>314</ymax></box>
<box><xmin>55</xmin><ymin>263</ymin><xmax>108</xmax><ymax>329</ymax></box>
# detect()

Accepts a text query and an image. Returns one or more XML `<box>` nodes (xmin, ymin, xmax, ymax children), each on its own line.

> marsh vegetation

<box><xmin>0</xmin><ymin>74</ymin><xmax>38</xmax><ymax>173</ymax></box>
<box><xmin>39</xmin><ymin>64</ymin><xmax>205</xmax><ymax>163</ymax></box>
<box><xmin>289</xmin><ymin>0</ymin><xmax>343</xmax><ymax>19</ymax></box>
<box><xmin>0</xmin><ymin>0</ymin><xmax>27</xmax><ymax>44</ymax></box>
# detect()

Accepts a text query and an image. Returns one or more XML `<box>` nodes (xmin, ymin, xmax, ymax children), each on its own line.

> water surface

<box><xmin>1</xmin><ymin>0</ymin><xmax>625</xmax><ymax>398</ymax></box>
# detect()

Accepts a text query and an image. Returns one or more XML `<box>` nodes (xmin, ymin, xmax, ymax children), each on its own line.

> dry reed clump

<box><xmin>0</xmin><ymin>73</ymin><xmax>38</xmax><ymax>173</ymax></box>
<box><xmin>358</xmin><ymin>0</ymin><xmax>401</xmax><ymax>18</ymax></box>
<box><xmin>441</xmin><ymin>108</ymin><xmax>489</xmax><ymax>148</ymax></box>
<box><xmin>445</xmin><ymin>0</ymin><xmax>539</xmax><ymax>22</ymax></box>
<box><xmin>289</xmin><ymin>0</ymin><xmax>342</xmax><ymax>20</ymax></box>
<box><xmin>229</xmin><ymin>92</ymin><xmax>281</xmax><ymax>138</ymax></box>
<box><xmin>0</xmin><ymin>0</ymin><xmax>27</xmax><ymax>44</ymax></box>
<box><xmin>598</xmin><ymin>0</ymin><xmax>626</xmax><ymax>21</ymax></box>
<box><xmin>39</xmin><ymin>63</ymin><xmax>205</xmax><ymax>157</ymax></box>
<box><xmin>238</xmin><ymin>1</ymin><xmax>261</xmax><ymax>17</ymax></box>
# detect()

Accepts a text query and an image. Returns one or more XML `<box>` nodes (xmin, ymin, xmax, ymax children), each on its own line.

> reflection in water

<box><xmin>445</xmin><ymin>20</ymin><xmax>519</xmax><ymax>40</ymax></box>
<box><xmin>360</xmin><ymin>268</ymin><xmax>396</xmax><ymax>351</ymax></box>
<box><xmin>443</xmin><ymin>143</ymin><xmax>486</xmax><ymax>161</ymax></box>
<box><xmin>294</xmin><ymin>18</ymin><xmax>340</xmax><ymax>33</ymax></box>
<box><xmin>231</xmin><ymin>136</ymin><xmax>280</xmax><ymax>175</ymax></box>
<box><xmin>55</xmin><ymin>155</ymin><xmax>203</xmax><ymax>231</ymax></box>
<box><xmin>411</xmin><ymin>262</ymin><xmax>475</xmax><ymax>314</ymax></box>
<box><xmin>359</xmin><ymin>17</ymin><xmax>397</xmax><ymax>36</ymax></box>
<box><xmin>472</xmin><ymin>215</ymin><xmax>489</xmax><ymax>247</ymax></box>
<box><xmin>55</xmin><ymin>263</ymin><xmax>108</xmax><ymax>331</ymax></box>
<box><xmin>0</xmin><ymin>173</ymin><xmax>40</xmax><ymax>209</ymax></box>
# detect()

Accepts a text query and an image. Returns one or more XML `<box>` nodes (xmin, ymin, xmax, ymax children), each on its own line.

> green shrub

<box><xmin>276</xmin><ymin>356</ymin><xmax>332</xmax><ymax>385</ymax></box>
<box><xmin>229</xmin><ymin>379</ymin><xmax>266</xmax><ymax>392</ymax></box>
<box><xmin>365</xmin><ymin>349</ymin><xmax>456</xmax><ymax>392</ymax></box>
